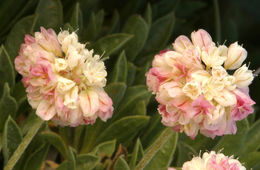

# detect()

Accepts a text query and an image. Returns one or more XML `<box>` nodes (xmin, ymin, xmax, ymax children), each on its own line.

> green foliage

<box><xmin>0</xmin><ymin>0</ymin><xmax>259</xmax><ymax>169</ymax></box>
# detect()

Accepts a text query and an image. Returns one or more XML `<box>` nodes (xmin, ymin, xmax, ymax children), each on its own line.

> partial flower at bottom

<box><xmin>15</xmin><ymin>27</ymin><xmax>113</xmax><ymax>126</ymax></box>
<box><xmin>168</xmin><ymin>151</ymin><xmax>246</xmax><ymax>170</ymax></box>
<box><xmin>146</xmin><ymin>29</ymin><xmax>255</xmax><ymax>139</ymax></box>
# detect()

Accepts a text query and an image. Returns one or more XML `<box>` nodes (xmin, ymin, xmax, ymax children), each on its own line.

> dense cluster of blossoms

<box><xmin>15</xmin><ymin>27</ymin><xmax>113</xmax><ymax>126</ymax></box>
<box><xmin>168</xmin><ymin>151</ymin><xmax>246</xmax><ymax>170</ymax></box>
<box><xmin>146</xmin><ymin>29</ymin><xmax>255</xmax><ymax>138</ymax></box>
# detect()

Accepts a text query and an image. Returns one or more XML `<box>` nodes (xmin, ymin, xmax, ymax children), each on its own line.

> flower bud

<box><xmin>172</xmin><ymin>35</ymin><xmax>193</xmax><ymax>52</ymax></box>
<box><xmin>224</xmin><ymin>42</ymin><xmax>247</xmax><ymax>70</ymax></box>
<box><xmin>191</xmin><ymin>29</ymin><xmax>214</xmax><ymax>50</ymax></box>
<box><xmin>233</xmin><ymin>64</ymin><xmax>254</xmax><ymax>88</ymax></box>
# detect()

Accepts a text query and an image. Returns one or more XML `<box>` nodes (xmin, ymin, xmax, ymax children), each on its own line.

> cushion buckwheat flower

<box><xmin>146</xmin><ymin>29</ymin><xmax>255</xmax><ymax>139</ymax></box>
<box><xmin>15</xmin><ymin>27</ymin><xmax>113</xmax><ymax>126</ymax></box>
<box><xmin>180</xmin><ymin>151</ymin><xmax>246</xmax><ymax>170</ymax></box>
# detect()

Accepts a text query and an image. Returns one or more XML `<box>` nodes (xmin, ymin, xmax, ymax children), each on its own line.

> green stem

<box><xmin>4</xmin><ymin>118</ymin><xmax>43</xmax><ymax>170</ymax></box>
<box><xmin>213</xmin><ymin>0</ymin><xmax>221</xmax><ymax>43</ymax></box>
<box><xmin>134</xmin><ymin>127</ymin><xmax>173</xmax><ymax>170</ymax></box>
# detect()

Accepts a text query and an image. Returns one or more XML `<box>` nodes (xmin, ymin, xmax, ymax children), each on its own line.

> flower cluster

<box><xmin>15</xmin><ymin>27</ymin><xmax>113</xmax><ymax>126</ymax></box>
<box><xmin>169</xmin><ymin>151</ymin><xmax>245</xmax><ymax>170</ymax></box>
<box><xmin>146</xmin><ymin>29</ymin><xmax>255</xmax><ymax>138</ymax></box>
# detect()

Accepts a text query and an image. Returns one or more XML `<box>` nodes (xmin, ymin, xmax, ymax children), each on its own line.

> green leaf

<box><xmin>84</xmin><ymin>10</ymin><xmax>104</xmax><ymax>41</ymax></box>
<box><xmin>135</xmin><ymin>127</ymin><xmax>174</xmax><ymax>170</ymax></box>
<box><xmin>41</xmin><ymin>131</ymin><xmax>68</xmax><ymax>159</ymax></box>
<box><xmin>116</xmin><ymin>85</ymin><xmax>151</xmax><ymax>119</ymax></box>
<box><xmin>144</xmin><ymin>133</ymin><xmax>178</xmax><ymax>170</ymax></box>
<box><xmin>92</xmin><ymin>139</ymin><xmax>116</xmax><ymax>157</ymax></box>
<box><xmin>69</xmin><ymin>2</ymin><xmax>83</xmax><ymax>30</ymax></box>
<box><xmin>134</xmin><ymin>62</ymin><xmax>151</xmax><ymax>85</ymax></box>
<box><xmin>106</xmin><ymin>10</ymin><xmax>120</xmax><ymax>34</ymax></box>
<box><xmin>0</xmin><ymin>46</ymin><xmax>15</xmax><ymax>94</ymax></box>
<box><xmin>92</xmin><ymin>33</ymin><xmax>133</xmax><ymax>57</ymax></box>
<box><xmin>141</xmin><ymin>114</ymin><xmax>165</xmax><ymax>149</ymax></box>
<box><xmin>12</xmin><ymin>82</ymin><xmax>27</xmax><ymax>106</ymax></box>
<box><xmin>133</xmin><ymin>101</ymin><xmax>146</xmax><ymax>115</ymax></box>
<box><xmin>105</xmin><ymin>82</ymin><xmax>127</xmax><ymax>110</ymax></box>
<box><xmin>3</xmin><ymin>116</ymin><xmax>22</xmax><ymax>165</ymax></box>
<box><xmin>72</xmin><ymin>125</ymin><xmax>85</xmax><ymax>151</ymax></box>
<box><xmin>240</xmin><ymin>152</ymin><xmax>260</xmax><ymax>169</ymax></box>
<box><xmin>0</xmin><ymin>83</ymin><xmax>18</xmax><ymax>131</ymax></box>
<box><xmin>35</xmin><ymin>0</ymin><xmax>63</xmax><ymax>31</ymax></box>
<box><xmin>176</xmin><ymin>141</ymin><xmax>197</xmax><ymax>167</ymax></box>
<box><xmin>0</xmin><ymin>0</ymin><xmax>28</xmax><ymax>34</ymax></box>
<box><xmin>127</xmin><ymin>62</ymin><xmax>136</xmax><ymax>86</ymax></box>
<box><xmin>96</xmin><ymin>115</ymin><xmax>150</xmax><ymax>144</ymax></box>
<box><xmin>4</xmin><ymin>117</ymin><xmax>43</xmax><ymax>170</ymax></box>
<box><xmin>144</xmin><ymin>3</ymin><xmax>152</xmax><ymax>29</ymax></box>
<box><xmin>213</xmin><ymin>119</ymin><xmax>249</xmax><ymax>156</ymax></box>
<box><xmin>114</xmin><ymin>155</ymin><xmax>130</xmax><ymax>170</ymax></box>
<box><xmin>23</xmin><ymin>144</ymin><xmax>49</xmax><ymax>170</ymax></box>
<box><xmin>129</xmin><ymin>139</ymin><xmax>143</xmax><ymax>169</ymax></box>
<box><xmin>67</xmin><ymin>147</ymin><xmax>76</xmax><ymax>170</ymax></box>
<box><xmin>57</xmin><ymin>154</ymin><xmax>99</xmax><ymax>170</ymax></box>
<box><xmin>5</xmin><ymin>15</ymin><xmax>37</xmax><ymax>63</ymax></box>
<box><xmin>138</xmin><ymin>12</ymin><xmax>175</xmax><ymax>64</ymax></box>
<box><xmin>109</xmin><ymin>51</ymin><xmax>128</xmax><ymax>83</ymax></box>
<box><xmin>122</xmin><ymin>15</ymin><xmax>149</xmax><ymax>61</ymax></box>
<box><xmin>240</xmin><ymin>120</ymin><xmax>260</xmax><ymax>154</ymax></box>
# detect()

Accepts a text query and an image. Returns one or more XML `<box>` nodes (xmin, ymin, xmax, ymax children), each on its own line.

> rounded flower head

<box><xmin>15</xmin><ymin>27</ymin><xmax>113</xmax><ymax>126</ymax></box>
<box><xmin>181</xmin><ymin>151</ymin><xmax>246</xmax><ymax>170</ymax></box>
<box><xmin>146</xmin><ymin>29</ymin><xmax>255</xmax><ymax>139</ymax></box>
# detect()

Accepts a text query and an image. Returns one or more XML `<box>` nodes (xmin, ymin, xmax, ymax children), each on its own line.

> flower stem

<box><xmin>4</xmin><ymin>118</ymin><xmax>44</xmax><ymax>170</ymax></box>
<box><xmin>213</xmin><ymin>0</ymin><xmax>221</xmax><ymax>43</ymax></box>
<box><xmin>135</xmin><ymin>127</ymin><xmax>174</xmax><ymax>170</ymax></box>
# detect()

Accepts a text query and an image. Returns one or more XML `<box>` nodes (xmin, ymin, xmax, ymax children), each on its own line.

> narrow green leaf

<box><xmin>129</xmin><ymin>139</ymin><xmax>143</xmax><ymax>169</ymax></box>
<box><xmin>84</xmin><ymin>9</ymin><xmax>104</xmax><ymax>41</ymax></box>
<box><xmin>91</xmin><ymin>139</ymin><xmax>116</xmax><ymax>158</ymax></box>
<box><xmin>114</xmin><ymin>156</ymin><xmax>130</xmax><ymax>170</ymax></box>
<box><xmin>127</xmin><ymin>62</ymin><xmax>136</xmax><ymax>86</ymax></box>
<box><xmin>138</xmin><ymin>12</ymin><xmax>175</xmax><ymax>65</ymax></box>
<box><xmin>105</xmin><ymin>82</ymin><xmax>127</xmax><ymax>110</ymax></box>
<box><xmin>116</xmin><ymin>85</ymin><xmax>151</xmax><ymax>119</ymax></box>
<box><xmin>107</xmin><ymin>10</ymin><xmax>120</xmax><ymax>34</ymax></box>
<box><xmin>122</xmin><ymin>15</ymin><xmax>149</xmax><ymax>61</ymax></box>
<box><xmin>96</xmin><ymin>115</ymin><xmax>150</xmax><ymax>144</ymax></box>
<box><xmin>57</xmin><ymin>154</ymin><xmax>99</xmax><ymax>170</ymax></box>
<box><xmin>144</xmin><ymin>3</ymin><xmax>152</xmax><ymax>28</ymax></box>
<box><xmin>240</xmin><ymin>120</ymin><xmax>260</xmax><ymax>154</ymax></box>
<box><xmin>0</xmin><ymin>46</ymin><xmax>15</xmax><ymax>94</ymax></box>
<box><xmin>144</xmin><ymin>133</ymin><xmax>178</xmax><ymax>170</ymax></box>
<box><xmin>5</xmin><ymin>15</ymin><xmax>37</xmax><ymax>63</ymax></box>
<box><xmin>134</xmin><ymin>61</ymin><xmax>151</xmax><ymax>85</ymax></box>
<box><xmin>41</xmin><ymin>131</ymin><xmax>68</xmax><ymax>159</ymax></box>
<box><xmin>0</xmin><ymin>83</ymin><xmax>18</xmax><ymax>131</ymax></box>
<box><xmin>73</xmin><ymin>125</ymin><xmax>85</xmax><ymax>151</ymax></box>
<box><xmin>67</xmin><ymin>147</ymin><xmax>76</xmax><ymax>170</ymax></box>
<box><xmin>92</xmin><ymin>33</ymin><xmax>133</xmax><ymax>57</ymax></box>
<box><xmin>176</xmin><ymin>141</ymin><xmax>197</xmax><ymax>167</ymax></box>
<box><xmin>135</xmin><ymin>127</ymin><xmax>174</xmax><ymax>170</ymax></box>
<box><xmin>3</xmin><ymin>116</ymin><xmax>22</xmax><ymax>165</ymax></box>
<box><xmin>240</xmin><ymin>152</ymin><xmax>260</xmax><ymax>169</ymax></box>
<box><xmin>213</xmin><ymin>119</ymin><xmax>249</xmax><ymax>156</ymax></box>
<box><xmin>12</xmin><ymin>82</ymin><xmax>27</xmax><ymax>106</ymax></box>
<box><xmin>109</xmin><ymin>51</ymin><xmax>128</xmax><ymax>83</ymax></box>
<box><xmin>4</xmin><ymin>117</ymin><xmax>43</xmax><ymax>170</ymax></box>
<box><xmin>23</xmin><ymin>144</ymin><xmax>49</xmax><ymax>170</ymax></box>
<box><xmin>70</xmin><ymin>2</ymin><xmax>83</xmax><ymax>30</ymax></box>
<box><xmin>35</xmin><ymin>0</ymin><xmax>63</xmax><ymax>31</ymax></box>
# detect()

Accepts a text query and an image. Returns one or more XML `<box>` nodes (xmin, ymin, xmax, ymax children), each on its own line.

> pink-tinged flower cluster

<box><xmin>180</xmin><ymin>151</ymin><xmax>245</xmax><ymax>170</ymax></box>
<box><xmin>146</xmin><ymin>29</ymin><xmax>255</xmax><ymax>139</ymax></box>
<box><xmin>15</xmin><ymin>27</ymin><xmax>113</xmax><ymax>126</ymax></box>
